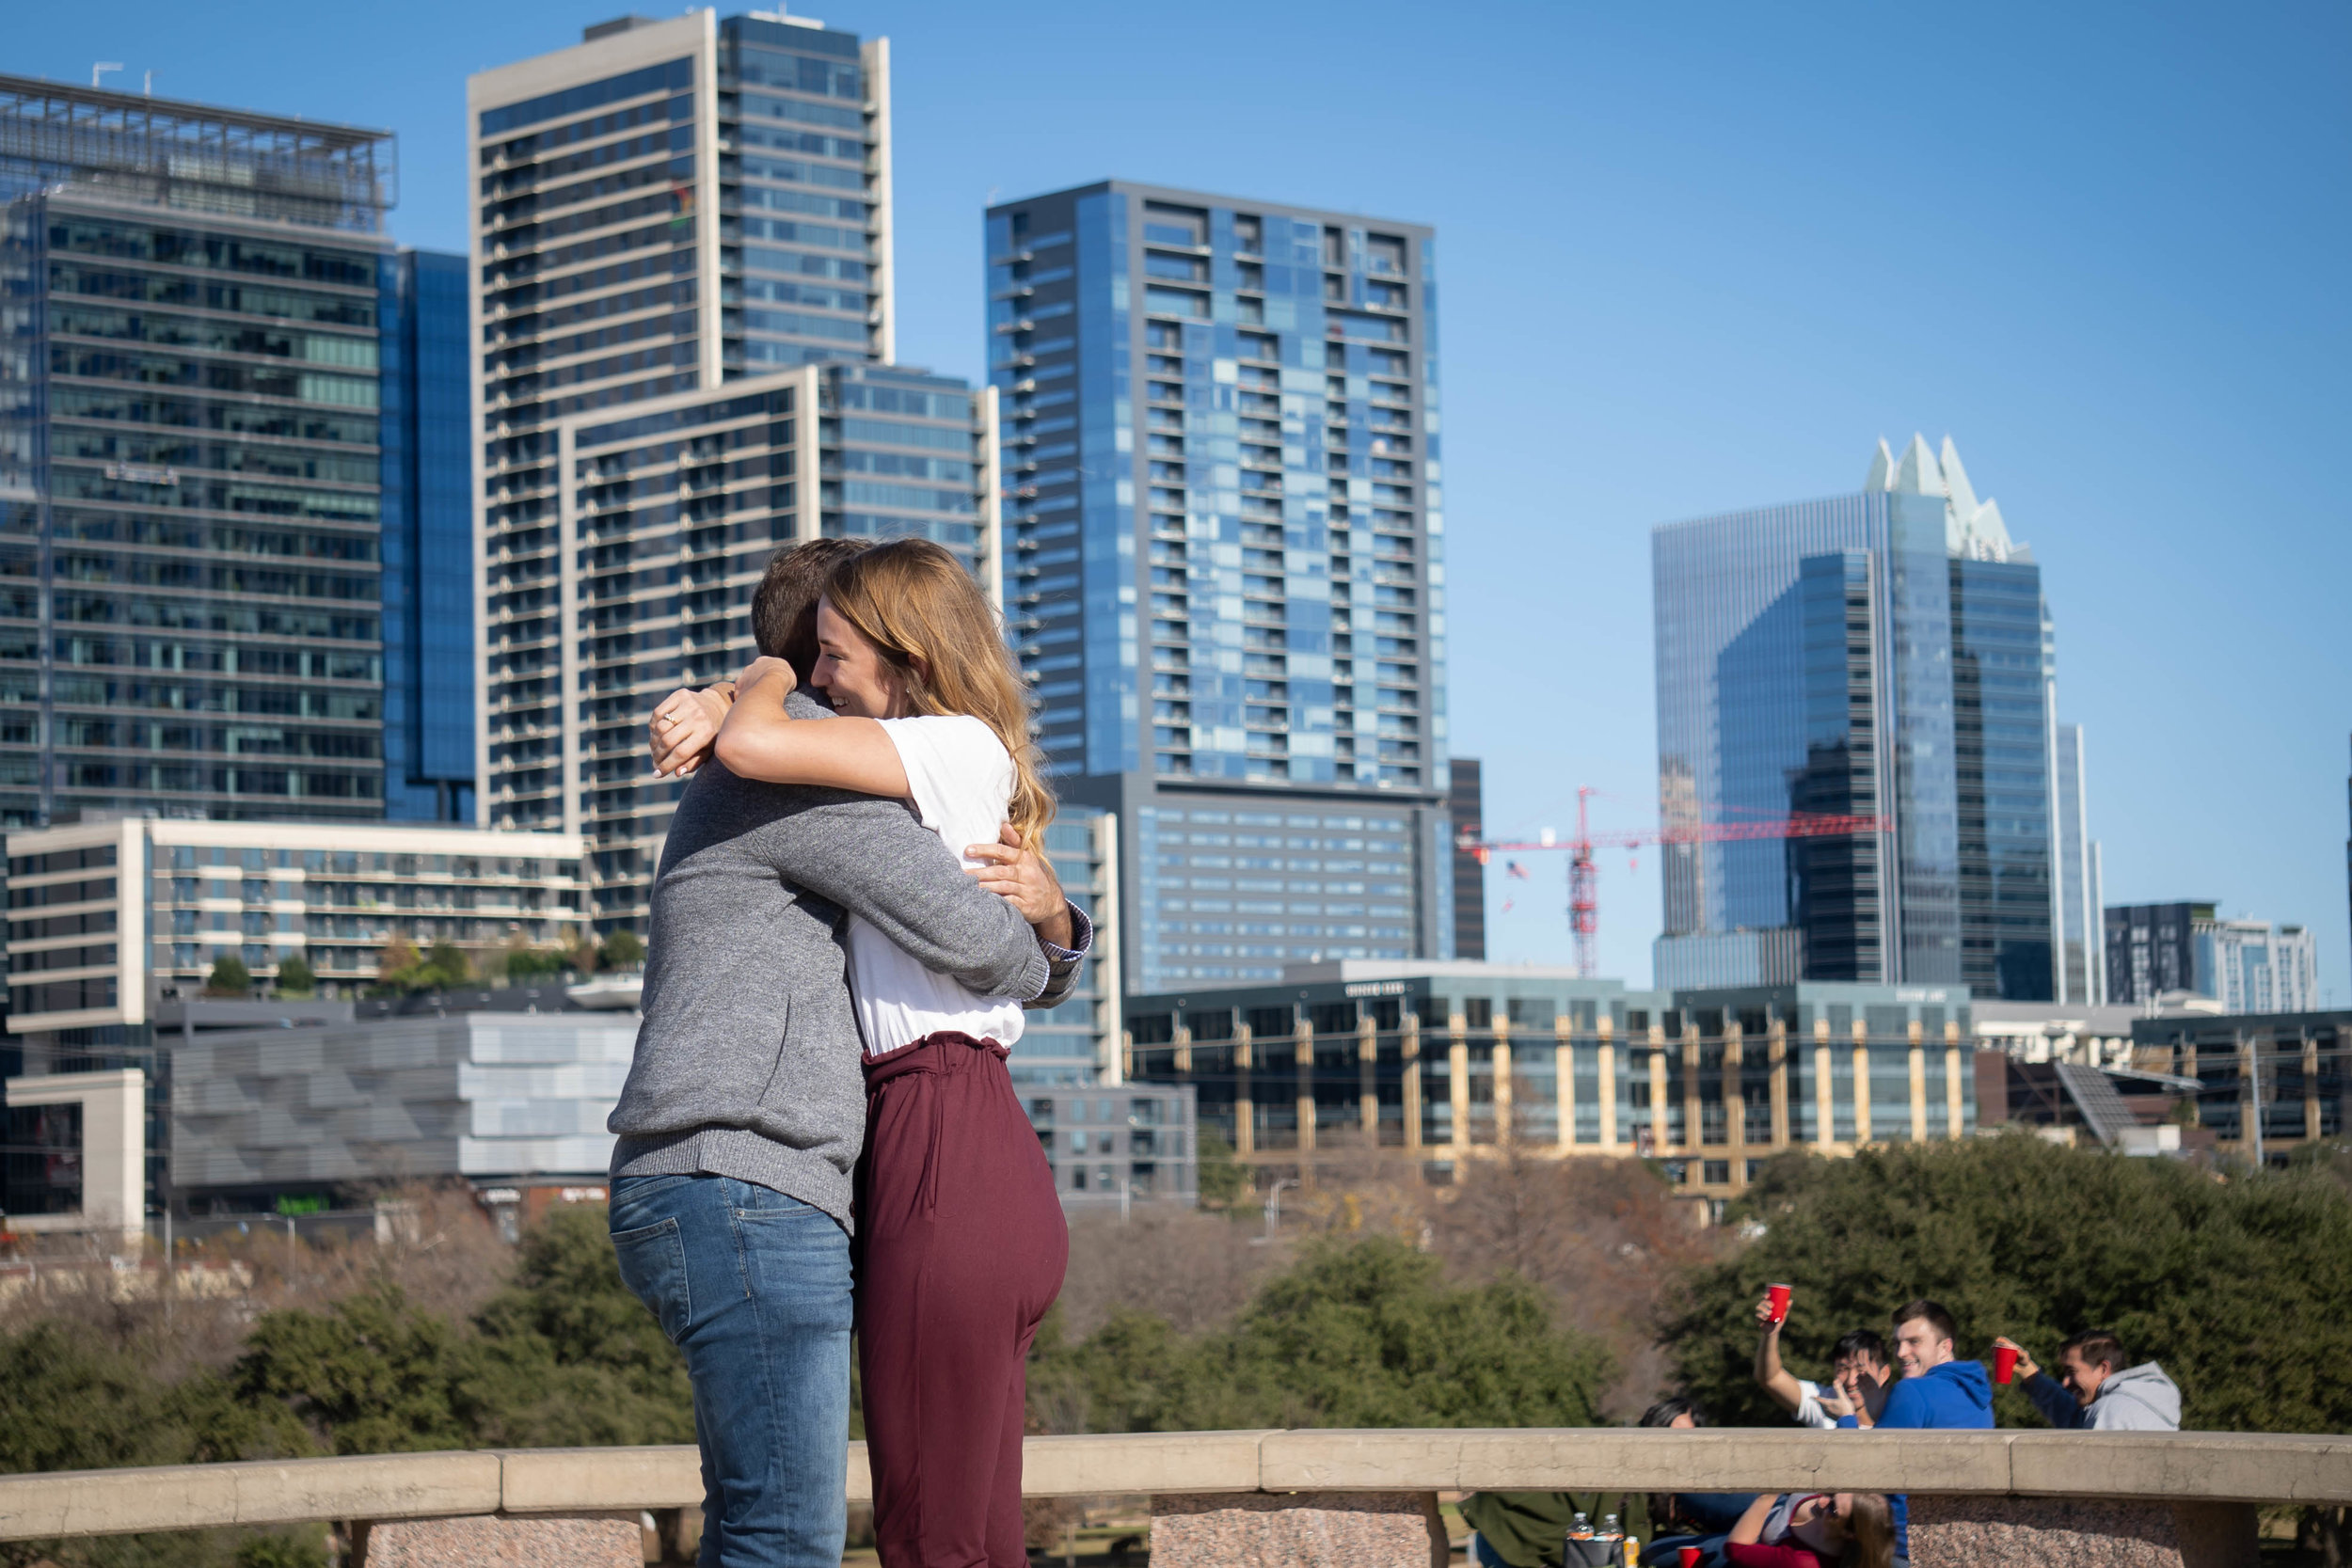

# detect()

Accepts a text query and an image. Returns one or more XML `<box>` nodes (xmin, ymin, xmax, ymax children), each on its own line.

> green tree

<box><xmin>203</xmin><ymin>955</ymin><xmax>251</xmax><ymax>998</ymax></box>
<box><xmin>454</xmin><ymin>1205</ymin><xmax>692</xmax><ymax>1447</ymax></box>
<box><xmin>1194</xmin><ymin>1130</ymin><xmax>1251</xmax><ymax>1210</ymax></box>
<box><xmin>500</xmin><ymin>946</ymin><xmax>567</xmax><ymax>982</ymax></box>
<box><xmin>1661</xmin><ymin>1135</ymin><xmax>2352</xmax><ymax>1433</ymax></box>
<box><xmin>0</xmin><ymin>1321</ymin><xmax>181</xmax><ymax>1474</ymax></box>
<box><xmin>227</xmin><ymin>1287</ymin><xmax>468</xmax><ymax>1456</ymax></box>
<box><xmin>598</xmin><ymin>929</ymin><xmax>645</xmax><ymax>971</ymax></box>
<box><xmin>412</xmin><ymin>942</ymin><xmax>471</xmax><ymax>991</ymax></box>
<box><xmin>272</xmin><ymin>955</ymin><xmax>315</xmax><ymax>998</ymax></box>
<box><xmin>370</xmin><ymin>934</ymin><xmax>420</xmax><ymax>995</ymax></box>
<box><xmin>1030</xmin><ymin>1235</ymin><xmax>1613</xmax><ymax>1434</ymax></box>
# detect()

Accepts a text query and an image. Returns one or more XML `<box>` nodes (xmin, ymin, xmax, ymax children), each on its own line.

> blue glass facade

<box><xmin>380</xmin><ymin>249</ymin><xmax>476</xmax><ymax>822</ymax></box>
<box><xmin>1652</xmin><ymin>436</ymin><xmax>2056</xmax><ymax>1000</ymax></box>
<box><xmin>717</xmin><ymin>15</ymin><xmax>885</xmax><ymax>374</ymax></box>
<box><xmin>987</xmin><ymin>182</ymin><xmax>1452</xmax><ymax>991</ymax></box>
<box><xmin>0</xmin><ymin>97</ymin><xmax>394</xmax><ymax>832</ymax></box>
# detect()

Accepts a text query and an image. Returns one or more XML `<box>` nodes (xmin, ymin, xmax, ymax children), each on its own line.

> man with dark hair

<box><xmin>610</xmin><ymin>538</ymin><xmax>1092</xmax><ymax>1568</ymax></box>
<box><xmin>1752</xmin><ymin>1290</ymin><xmax>1889</xmax><ymax>1429</ymax></box>
<box><xmin>751</xmin><ymin>536</ymin><xmax>866</xmax><ymax>673</ymax></box>
<box><xmin>1842</xmin><ymin>1298</ymin><xmax>1991</xmax><ymax>1564</ymax></box>
<box><xmin>1994</xmin><ymin>1329</ymin><xmax>2180</xmax><ymax>1431</ymax></box>
<box><xmin>1869</xmin><ymin>1299</ymin><xmax>1991</xmax><ymax>1429</ymax></box>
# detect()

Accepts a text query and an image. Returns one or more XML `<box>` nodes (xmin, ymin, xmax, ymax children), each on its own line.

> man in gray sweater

<box><xmin>606</xmin><ymin>540</ymin><xmax>1090</xmax><ymax>1568</ymax></box>
<box><xmin>1997</xmin><ymin>1328</ymin><xmax>2183</xmax><ymax>1431</ymax></box>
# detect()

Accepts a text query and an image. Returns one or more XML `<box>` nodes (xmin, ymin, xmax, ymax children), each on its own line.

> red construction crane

<box><xmin>1459</xmin><ymin>787</ymin><xmax>1891</xmax><ymax>978</ymax></box>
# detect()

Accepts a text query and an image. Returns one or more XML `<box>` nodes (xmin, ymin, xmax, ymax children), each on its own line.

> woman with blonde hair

<box><xmin>649</xmin><ymin>536</ymin><xmax>1066</xmax><ymax>1568</ymax></box>
<box><xmin>1724</xmin><ymin>1490</ymin><xmax>1895</xmax><ymax>1568</ymax></box>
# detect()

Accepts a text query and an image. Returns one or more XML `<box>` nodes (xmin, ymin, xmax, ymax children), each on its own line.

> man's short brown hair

<box><xmin>2058</xmin><ymin>1328</ymin><xmax>2128</xmax><ymax>1372</ymax></box>
<box><xmin>1892</xmin><ymin>1298</ymin><xmax>1960</xmax><ymax>1346</ymax></box>
<box><xmin>751</xmin><ymin>537</ymin><xmax>866</xmax><ymax>679</ymax></box>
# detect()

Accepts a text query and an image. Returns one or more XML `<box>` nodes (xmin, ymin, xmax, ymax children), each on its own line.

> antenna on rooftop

<box><xmin>92</xmin><ymin>62</ymin><xmax>123</xmax><ymax>89</ymax></box>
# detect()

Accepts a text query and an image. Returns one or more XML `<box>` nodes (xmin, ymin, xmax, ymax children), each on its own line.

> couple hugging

<box><xmin>605</xmin><ymin>536</ymin><xmax>1088</xmax><ymax>1568</ymax></box>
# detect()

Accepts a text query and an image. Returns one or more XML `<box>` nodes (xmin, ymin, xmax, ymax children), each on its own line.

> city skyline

<box><xmin>3</xmin><ymin>1</ymin><xmax>2344</xmax><ymax>993</ymax></box>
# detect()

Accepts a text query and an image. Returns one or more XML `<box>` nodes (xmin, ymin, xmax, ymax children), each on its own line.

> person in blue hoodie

<box><xmin>1835</xmin><ymin>1299</ymin><xmax>1992</xmax><ymax>1563</ymax></box>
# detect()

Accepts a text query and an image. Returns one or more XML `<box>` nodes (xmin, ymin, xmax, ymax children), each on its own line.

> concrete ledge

<box><xmin>2006</xmin><ymin>1432</ymin><xmax>2352</xmax><ymax>1504</ymax></box>
<box><xmin>1265</xmin><ymin>1428</ymin><xmax>2018</xmax><ymax>1496</ymax></box>
<box><xmin>0</xmin><ymin>1451</ymin><xmax>501</xmax><ymax>1542</ymax></box>
<box><xmin>1025</xmin><ymin>1431</ymin><xmax>1279</xmax><ymax>1497</ymax></box>
<box><xmin>4</xmin><ymin>1430</ymin><xmax>2348</xmax><ymax>1543</ymax></box>
<box><xmin>497</xmin><ymin>1448</ymin><xmax>701</xmax><ymax>1513</ymax></box>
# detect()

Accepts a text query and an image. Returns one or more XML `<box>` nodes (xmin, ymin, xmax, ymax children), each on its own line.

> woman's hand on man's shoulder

<box><xmin>650</xmin><ymin>684</ymin><xmax>734</xmax><ymax>776</ymax></box>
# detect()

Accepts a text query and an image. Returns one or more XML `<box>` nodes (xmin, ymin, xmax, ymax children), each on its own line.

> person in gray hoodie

<box><xmin>1995</xmin><ymin>1329</ymin><xmax>2182</xmax><ymax>1431</ymax></box>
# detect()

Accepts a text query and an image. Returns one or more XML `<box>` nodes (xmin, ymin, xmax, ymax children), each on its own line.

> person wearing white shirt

<box><xmin>1753</xmin><ymin>1292</ymin><xmax>1892</xmax><ymax>1431</ymax></box>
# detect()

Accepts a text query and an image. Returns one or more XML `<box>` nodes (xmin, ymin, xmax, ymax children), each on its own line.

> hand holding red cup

<box><xmin>1991</xmin><ymin>1337</ymin><xmax>2028</xmax><ymax>1384</ymax></box>
<box><xmin>1766</xmin><ymin>1282</ymin><xmax>1791</xmax><ymax>1324</ymax></box>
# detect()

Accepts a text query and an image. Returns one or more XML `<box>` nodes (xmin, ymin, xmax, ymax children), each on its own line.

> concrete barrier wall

<box><xmin>2</xmin><ymin>1429</ymin><xmax>2347</xmax><ymax>1544</ymax></box>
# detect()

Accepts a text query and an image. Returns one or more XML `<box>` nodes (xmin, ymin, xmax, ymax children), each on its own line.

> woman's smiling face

<box><xmin>810</xmin><ymin>596</ymin><xmax>904</xmax><ymax>719</ymax></box>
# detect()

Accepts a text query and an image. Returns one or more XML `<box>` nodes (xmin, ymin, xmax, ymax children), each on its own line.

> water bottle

<box><xmin>1566</xmin><ymin>1512</ymin><xmax>1593</xmax><ymax>1540</ymax></box>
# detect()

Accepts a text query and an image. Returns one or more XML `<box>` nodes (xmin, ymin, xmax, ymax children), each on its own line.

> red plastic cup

<box><xmin>1766</xmin><ymin>1282</ymin><xmax>1791</xmax><ymax>1323</ymax></box>
<box><xmin>1680</xmin><ymin>1549</ymin><xmax>1704</xmax><ymax>1568</ymax></box>
<box><xmin>1994</xmin><ymin>1345</ymin><xmax>2020</xmax><ymax>1384</ymax></box>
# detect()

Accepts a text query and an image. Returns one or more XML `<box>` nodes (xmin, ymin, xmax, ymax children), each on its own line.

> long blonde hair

<box><xmin>822</xmin><ymin>537</ymin><xmax>1055</xmax><ymax>851</ymax></box>
<box><xmin>1838</xmin><ymin>1494</ymin><xmax>1895</xmax><ymax>1568</ymax></box>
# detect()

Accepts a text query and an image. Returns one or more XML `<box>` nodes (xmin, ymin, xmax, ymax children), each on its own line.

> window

<box><xmin>1144</xmin><ymin>286</ymin><xmax>1208</xmax><ymax>319</ymax></box>
<box><xmin>1703</xmin><ymin>1160</ymin><xmax>1731</xmax><ymax>1185</ymax></box>
<box><xmin>1144</xmin><ymin>252</ymin><xmax>1205</xmax><ymax>281</ymax></box>
<box><xmin>1247</xmin><ymin>1006</ymin><xmax>1293</xmax><ymax>1037</ymax></box>
<box><xmin>1464</xmin><ymin>997</ymin><xmax>1493</xmax><ymax>1030</ymax></box>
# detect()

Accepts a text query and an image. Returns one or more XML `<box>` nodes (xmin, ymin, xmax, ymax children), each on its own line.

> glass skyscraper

<box><xmin>379</xmin><ymin>248</ymin><xmax>476</xmax><ymax>822</ymax></box>
<box><xmin>2050</xmin><ymin>721</ymin><xmax>2105</xmax><ymax>1005</ymax></box>
<box><xmin>1652</xmin><ymin>436</ymin><xmax>2063</xmax><ymax>1001</ymax></box>
<box><xmin>984</xmin><ymin>182</ymin><xmax>1452</xmax><ymax>992</ymax></box>
<box><xmin>0</xmin><ymin>74</ymin><xmax>397</xmax><ymax>832</ymax></box>
<box><xmin>471</xmin><ymin>12</ymin><xmax>927</xmax><ymax>927</ymax></box>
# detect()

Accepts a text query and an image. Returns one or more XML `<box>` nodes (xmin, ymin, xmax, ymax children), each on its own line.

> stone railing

<box><xmin>1</xmin><ymin>1428</ymin><xmax>2346</xmax><ymax>1567</ymax></box>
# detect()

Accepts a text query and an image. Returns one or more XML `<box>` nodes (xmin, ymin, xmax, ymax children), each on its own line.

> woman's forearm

<box><xmin>711</xmin><ymin>690</ymin><xmax>909</xmax><ymax>796</ymax></box>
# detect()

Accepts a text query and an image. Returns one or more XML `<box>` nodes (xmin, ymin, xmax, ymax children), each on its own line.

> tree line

<box><xmin>5</xmin><ymin>1135</ymin><xmax>2349</xmax><ymax>1564</ymax></box>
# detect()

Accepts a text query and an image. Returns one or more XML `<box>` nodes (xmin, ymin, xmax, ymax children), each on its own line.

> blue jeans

<box><xmin>609</xmin><ymin>1174</ymin><xmax>853</xmax><ymax>1568</ymax></box>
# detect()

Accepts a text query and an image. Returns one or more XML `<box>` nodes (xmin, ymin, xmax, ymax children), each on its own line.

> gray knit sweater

<box><xmin>608</xmin><ymin>695</ymin><xmax>1076</xmax><ymax>1228</ymax></box>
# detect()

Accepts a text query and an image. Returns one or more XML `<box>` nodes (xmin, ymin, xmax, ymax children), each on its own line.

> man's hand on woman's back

<box><xmin>965</xmin><ymin>823</ymin><xmax>1073</xmax><ymax>948</ymax></box>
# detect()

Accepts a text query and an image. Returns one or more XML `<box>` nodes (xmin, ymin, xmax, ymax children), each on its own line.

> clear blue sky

<box><xmin>15</xmin><ymin>1</ymin><xmax>2349</xmax><ymax>996</ymax></box>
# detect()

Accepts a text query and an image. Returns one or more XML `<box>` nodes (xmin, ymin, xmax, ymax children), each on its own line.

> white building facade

<box><xmin>6</xmin><ymin>816</ymin><xmax>586</xmax><ymax>1046</ymax></box>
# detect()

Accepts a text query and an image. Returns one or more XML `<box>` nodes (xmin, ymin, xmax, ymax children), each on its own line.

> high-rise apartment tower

<box><xmin>0</xmin><ymin>75</ymin><xmax>398</xmax><ymax>830</ymax></box>
<box><xmin>469</xmin><ymin>12</ymin><xmax>917</xmax><ymax>923</ymax></box>
<box><xmin>1651</xmin><ymin>436</ymin><xmax>2066</xmax><ymax>1001</ymax></box>
<box><xmin>984</xmin><ymin>182</ymin><xmax>1452</xmax><ymax>991</ymax></box>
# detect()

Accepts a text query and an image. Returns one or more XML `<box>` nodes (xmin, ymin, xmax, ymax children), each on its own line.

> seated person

<box><xmin>1459</xmin><ymin>1399</ymin><xmax>1751</xmax><ymax>1568</ymax></box>
<box><xmin>1724</xmin><ymin>1492</ymin><xmax>1894</xmax><ymax>1568</ymax></box>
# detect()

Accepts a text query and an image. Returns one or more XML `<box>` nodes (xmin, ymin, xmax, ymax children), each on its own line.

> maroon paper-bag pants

<box><xmin>854</xmin><ymin>1032</ymin><xmax>1069</xmax><ymax>1568</ymax></box>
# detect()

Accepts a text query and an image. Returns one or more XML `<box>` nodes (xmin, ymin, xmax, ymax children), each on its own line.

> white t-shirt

<box><xmin>845</xmin><ymin>714</ymin><xmax>1027</xmax><ymax>1059</ymax></box>
<box><xmin>1792</xmin><ymin>1377</ymin><xmax>1841</xmax><ymax>1430</ymax></box>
